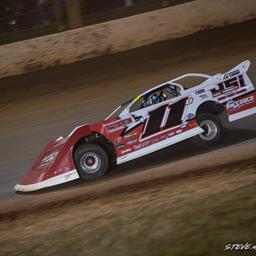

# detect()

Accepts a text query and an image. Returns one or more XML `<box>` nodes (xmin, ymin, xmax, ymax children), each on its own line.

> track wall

<box><xmin>1</xmin><ymin>0</ymin><xmax>256</xmax><ymax>78</ymax></box>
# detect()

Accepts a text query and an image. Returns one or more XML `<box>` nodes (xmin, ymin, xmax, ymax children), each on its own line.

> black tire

<box><xmin>191</xmin><ymin>113</ymin><xmax>223</xmax><ymax>147</ymax></box>
<box><xmin>74</xmin><ymin>143</ymin><xmax>109</xmax><ymax>181</ymax></box>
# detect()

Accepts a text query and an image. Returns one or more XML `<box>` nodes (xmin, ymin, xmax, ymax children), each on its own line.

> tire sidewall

<box><xmin>192</xmin><ymin>113</ymin><xmax>223</xmax><ymax>146</ymax></box>
<box><xmin>74</xmin><ymin>143</ymin><xmax>109</xmax><ymax>181</ymax></box>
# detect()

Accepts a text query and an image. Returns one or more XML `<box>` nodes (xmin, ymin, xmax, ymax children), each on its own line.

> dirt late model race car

<box><xmin>15</xmin><ymin>60</ymin><xmax>256</xmax><ymax>192</ymax></box>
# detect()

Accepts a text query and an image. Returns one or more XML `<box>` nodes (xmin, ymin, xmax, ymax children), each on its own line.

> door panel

<box><xmin>114</xmin><ymin>95</ymin><xmax>203</xmax><ymax>163</ymax></box>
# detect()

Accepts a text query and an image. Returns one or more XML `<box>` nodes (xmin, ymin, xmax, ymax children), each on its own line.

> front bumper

<box><xmin>15</xmin><ymin>169</ymin><xmax>79</xmax><ymax>192</ymax></box>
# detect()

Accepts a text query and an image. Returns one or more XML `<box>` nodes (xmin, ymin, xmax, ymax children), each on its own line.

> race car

<box><xmin>15</xmin><ymin>60</ymin><xmax>256</xmax><ymax>192</ymax></box>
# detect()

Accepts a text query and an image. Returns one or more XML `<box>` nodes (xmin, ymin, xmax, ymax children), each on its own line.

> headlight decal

<box><xmin>38</xmin><ymin>151</ymin><xmax>59</xmax><ymax>170</ymax></box>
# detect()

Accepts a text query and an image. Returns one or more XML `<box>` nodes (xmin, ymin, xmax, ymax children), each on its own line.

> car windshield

<box><xmin>106</xmin><ymin>98</ymin><xmax>133</xmax><ymax>119</ymax></box>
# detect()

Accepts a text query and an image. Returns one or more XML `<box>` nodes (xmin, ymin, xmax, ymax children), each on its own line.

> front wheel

<box><xmin>191</xmin><ymin>113</ymin><xmax>223</xmax><ymax>147</ymax></box>
<box><xmin>74</xmin><ymin>143</ymin><xmax>109</xmax><ymax>181</ymax></box>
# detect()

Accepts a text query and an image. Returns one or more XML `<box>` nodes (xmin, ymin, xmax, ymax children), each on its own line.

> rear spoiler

<box><xmin>214</xmin><ymin>60</ymin><xmax>251</xmax><ymax>81</ymax></box>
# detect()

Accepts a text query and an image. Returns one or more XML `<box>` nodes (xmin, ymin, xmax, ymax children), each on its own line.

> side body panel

<box><xmin>109</xmin><ymin>61</ymin><xmax>256</xmax><ymax>164</ymax></box>
<box><xmin>105</xmin><ymin>95</ymin><xmax>203</xmax><ymax>164</ymax></box>
<box><xmin>207</xmin><ymin>61</ymin><xmax>256</xmax><ymax>121</ymax></box>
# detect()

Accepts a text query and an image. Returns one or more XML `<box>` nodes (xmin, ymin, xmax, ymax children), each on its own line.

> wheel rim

<box><xmin>199</xmin><ymin>120</ymin><xmax>218</xmax><ymax>141</ymax></box>
<box><xmin>80</xmin><ymin>152</ymin><xmax>101</xmax><ymax>174</ymax></box>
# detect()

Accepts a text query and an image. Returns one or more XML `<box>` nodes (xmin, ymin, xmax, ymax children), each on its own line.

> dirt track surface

<box><xmin>0</xmin><ymin>20</ymin><xmax>256</xmax><ymax>202</ymax></box>
<box><xmin>0</xmin><ymin>138</ymin><xmax>255</xmax><ymax>219</ymax></box>
<box><xmin>1</xmin><ymin>159</ymin><xmax>256</xmax><ymax>256</ymax></box>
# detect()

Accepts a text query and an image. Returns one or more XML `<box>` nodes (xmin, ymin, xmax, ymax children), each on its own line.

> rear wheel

<box><xmin>191</xmin><ymin>113</ymin><xmax>223</xmax><ymax>147</ymax></box>
<box><xmin>74</xmin><ymin>143</ymin><xmax>109</xmax><ymax>181</ymax></box>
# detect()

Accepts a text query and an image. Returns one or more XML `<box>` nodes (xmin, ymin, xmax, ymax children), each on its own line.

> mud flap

<box><xmin>226</xmin><ymin>91</ymin><xmax>256</xmax><ymax>122</ymax></box>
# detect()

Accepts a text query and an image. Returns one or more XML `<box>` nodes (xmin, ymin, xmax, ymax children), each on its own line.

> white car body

<box><xmin>107</xmin><ymin>60</ymin><xmax>256</xmax><ymax>164</ymax></box>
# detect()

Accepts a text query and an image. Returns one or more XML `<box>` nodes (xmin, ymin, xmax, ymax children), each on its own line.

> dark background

<box><xmin>0</xmin><ymin>0</ymin><xmax>193</xmax><ymax>45</ymax></box>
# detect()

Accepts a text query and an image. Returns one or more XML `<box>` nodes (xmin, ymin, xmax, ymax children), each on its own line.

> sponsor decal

<box><xmin>117</xmin><ymin>144</ymin><xmax>126</xmax><ymax>150</ymax></box>
<box><xmin>229</xmin><ymin>69</ymin><xmax>240</xmax><ymax>77</ymax></box>
<box><xmin>115</xmin><ymin>137</ymin><xmax>122</xmax><ymax>143</ymax></box>
<box><xmin>199</xmin><ymin>94</ymin><xmax>208</xmax><ymax>99</ymax></box>
<box><xmin>160</xmin><ymin>135</ymin><xmax>167</xmax><ymax>140</ymax></box>
<box><xmin>105</xmin><ymin>118</ymin><xmax>132</xmax><ymax>132</ymax></box>
<box><xmin>124</xmin><ymin>131</ymin><xmax>137</xmax><ymax>139</ymax></box>
<box><xmin>211</xmin><ymin>75</ymin><xmax>245</xmax><ymax>97</ymax></box>
<box><xmin>186</xmin><ymin>97</ymin><xmax>193</xmax><ymax>105</ymax></box>
<box><xmin>195</xmin><ymin>89</ymin><xmax>205</xmax><ymax>95</ymax></box>
<box><xmin>218</xmin><ymin>88</ymin><xmax>247</xmax><ymax>101</ymax></box>
<box><xmin>226</xmin><ymin>100</ymin><xmax>239</xmax><ymax>110</ymax></box>
<box><xmin>186</xmin><ymin>113</ymin><xmax>194</xmax><ymax>121</ymax></box>
<box><xmin>127</xmin><ymin>139</ymin><xmax>137</xmax><ymax>145</ymax></box>
<box><xmin>151</xmin><ymin>138</ymin><xmax>159</xmax><ymax>144</ymax></box>
<box><xmin>168</xmin><ymin>132</ymin><xmax>175</xmax><ymax>137</ymax></box>
<box><xmin>142</xmin><ymin>141</ymin><xmax>150</xmax><ymax>147</ymax></box>
<box><xmin>121</xmin><ymin>148</ymin><xmax>131</xmax><ymax>154</ymax></box>
<box><xmin>176</xmin><ymin>129</ymin><xmax>182</xmax><ymax>134</ymax></box>
<box><xmin>133</xmin><ymin>140</ymin><xmax>151</xmax><ymax>150</ymax></box>
<box><xmin>223</xmin><ymin>70</ymin><xmax>240</xmax><ymax>80</ymax></box>
<box><xmin>227</xmin><ymin>95</ymin><xmax>255</xmax><ymax>110</ymax></box>
<box><xmin>121</xmin><ymin>121</ymin><xmax>144</xmax><ymax>137</ymax></box>
<box><xmin>223</xmin><ymin>73</ymin><xmax>229</xmax><ymax>80</ymax></box>
<box><xmin>134</xmin><ymin>144</ymin><xmax>142</xmax><ymax>150</ymax></box>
